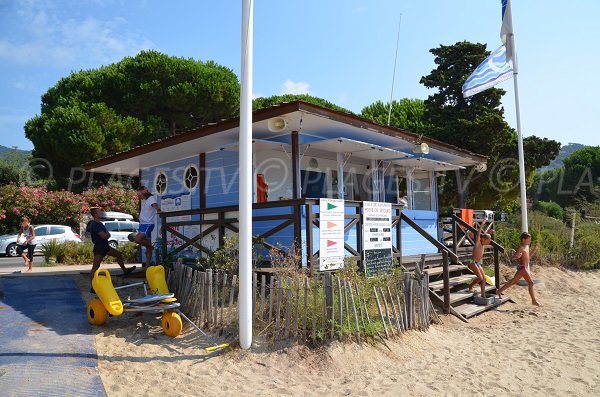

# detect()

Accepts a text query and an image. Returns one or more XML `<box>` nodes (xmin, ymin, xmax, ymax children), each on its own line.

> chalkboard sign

<box><xmin>364</xmin><ymin>248</ymin><xmax>393</xmax><ymax>277</ymax></box>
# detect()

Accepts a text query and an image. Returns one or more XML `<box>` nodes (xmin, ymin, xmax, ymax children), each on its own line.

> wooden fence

<box><xmin>167</xmin><ymin>263</ymin><xmax>437</xmax><ymax>343</ymax></box>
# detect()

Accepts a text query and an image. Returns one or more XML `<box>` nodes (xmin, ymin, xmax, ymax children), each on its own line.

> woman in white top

<box><xmin>134</xmin><ymin>186</ymin><xmax>161</xmax><ymax>268</ymax></box>
<box><xmin>17</xmin><ymin>216</ymin><xmax>36</xmax><ymax>272</ymax></box>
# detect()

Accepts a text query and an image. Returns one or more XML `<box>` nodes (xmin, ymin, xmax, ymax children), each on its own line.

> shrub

<box><xmin>119</xmin><ymin>242</ymin><xmax>138</xmax><ymax>263</ymax></box>
<box><xmin>536</xmin><ymin>201</ymin><xmax>564</xmax><ymax>220</ymax></box>
<box><xmin>572</xmin><ymin>221</ymin><xmax>600</xmax><ymax>269</ymax></box>
<box><xmin>41</xmin><ymin>239</ymin><xmax>63</xmax><ymax>263</ymax></box>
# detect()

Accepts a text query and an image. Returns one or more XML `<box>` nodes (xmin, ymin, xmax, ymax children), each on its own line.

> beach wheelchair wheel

<box><xmin>87</xmin><ymin>298</ymin><xmax>108</xmax><ymax>326</ymax></box>
<box><xmin>162</xmin><ymin>311</ymin><xmax>182</xmax><ymax>337</ymax></box>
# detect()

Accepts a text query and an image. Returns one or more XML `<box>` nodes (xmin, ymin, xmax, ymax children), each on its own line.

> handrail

<box><xmin>400</xmin><ymin>211</ymin><xmax>461</xmax><ymax>314</ymax></box>
<box><xmin>399</xmin><ymin>212</ymin><xmax>460</xmax><ymax>263</ymax></box>
<box><xmin>451</xmin><ymin>215</ymin><xmax>504</xmax><ymax>252</ymax></box>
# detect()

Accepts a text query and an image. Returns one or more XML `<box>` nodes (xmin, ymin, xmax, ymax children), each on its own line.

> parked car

<box><xmin>0</xmin><ymin>225</ymin><xmax>82</xmax><ymax>257</ymax></box>
<box><xmin>101</xmin><ymin>220</ymin><xmax>139</xmax><ymax>249</ymax></box>
<box><xmin>101</xmin><ymin>211</ymin><xmax>134</xmax><ymax>221</ymax></box>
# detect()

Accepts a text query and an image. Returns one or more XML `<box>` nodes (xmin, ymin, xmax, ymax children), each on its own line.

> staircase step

<box><xmin>449</xmin><ymin>285</ymin><xmax>496</xmax><ymax>304</ymax></box>
<box><xmin>429</xmin><ymin>274</ymin><xmax>477</xmax><ymax>291</ymax></box>
<box><xmin>455</xmin><ymin>295</ymin><xmax>512</xmax><ymax>318</ymax></box>
<box><xmin>424</xmin><ymin>264</ymin><xmax>467</xmax><ymax>277</ymax></box>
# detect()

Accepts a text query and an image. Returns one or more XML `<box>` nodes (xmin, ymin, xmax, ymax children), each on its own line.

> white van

<box><xmin>101</xmin><ymin>212</ymin><xmax>134</xmax><ymax>221</ymax></box>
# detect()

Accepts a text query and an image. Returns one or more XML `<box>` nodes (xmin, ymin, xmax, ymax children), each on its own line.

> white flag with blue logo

<box><xmin>462</xmin><ymin>45</ymin><xmax>513</xmax><ymax>98</ymax></box>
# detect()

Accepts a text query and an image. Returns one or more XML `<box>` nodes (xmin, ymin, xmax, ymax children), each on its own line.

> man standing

<box><xmin>135</xmin><ymin>186</ymin><xmax>161</xmax><ymax>268</ymax></box>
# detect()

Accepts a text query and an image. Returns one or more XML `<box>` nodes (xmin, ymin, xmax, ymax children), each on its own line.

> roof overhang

<box><xmin>83</xmin><ymin>101</ymin><xmax>487</xmax><ymax>176</ymax></box>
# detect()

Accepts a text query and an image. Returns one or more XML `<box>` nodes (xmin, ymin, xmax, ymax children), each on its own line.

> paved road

<box><xmin>0</xmin><ymin>255</ymin><xmax>44</xmax><ymax>268</ymax></box>
<box><xmin>0</xmin><ymin>256</ymin><xmax>122</xmax><ymax>276</ymax></box>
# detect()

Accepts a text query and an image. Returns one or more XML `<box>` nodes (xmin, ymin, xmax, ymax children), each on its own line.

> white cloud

<box><xmin>0</xmin><ymin>1</ymin><xmax>154</xmax><ymax>68</ymax></box>
<box><xmin>281</xmin><ymin>80</ymin><xmax>310</xmax><ymax>95</ymax></box>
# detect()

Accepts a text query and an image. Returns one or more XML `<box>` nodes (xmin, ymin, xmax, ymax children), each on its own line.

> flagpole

<box><xmin>239</xmin><ymin>0</ymin><xmax>253</xmax><ymax>349</ymax></box>
<box><xmin>506</xmin><ymin>1</ymin><xmax>528</xmax><ymax>233</ymax></box>
<box><xmin>513</xmin><ymin>58</ymin><xmax>528</xmax><ymax>233</ymax></box>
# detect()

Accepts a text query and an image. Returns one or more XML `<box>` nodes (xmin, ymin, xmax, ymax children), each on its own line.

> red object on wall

<box><xmin>257</xmin><ymin>174</ymin><xmax>268</xmax><ymax>203</ymax></box>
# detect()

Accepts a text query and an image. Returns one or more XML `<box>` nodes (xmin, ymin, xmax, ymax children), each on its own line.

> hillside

<box><xmin>0</xmin><ymin>145</ymin><xmax>31</xmax><ymax>159</ymax></box>
<box><xmin>539</xmin><ymin>142</ymin><xmax>588</xmax><ymax>172</ymax></box>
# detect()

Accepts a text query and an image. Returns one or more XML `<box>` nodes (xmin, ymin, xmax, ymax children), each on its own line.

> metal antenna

<box><xmin>387</xmin><ymin>12</ymin><xmax>403</xmax><ymax>126</ymax></box>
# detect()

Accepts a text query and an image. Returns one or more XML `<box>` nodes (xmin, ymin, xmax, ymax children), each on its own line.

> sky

<box><xmin>0</xmin><ymin>0</ymin><xmax>598</xmax><ymax>151</ymax></box>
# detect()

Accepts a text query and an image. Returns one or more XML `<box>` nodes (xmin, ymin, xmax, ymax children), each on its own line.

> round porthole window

<box><xmin>184</xmin><ymin>165</ymin><xmax>199</xmax><ymax>190</ymax></box>
<box><xmin>154</xmin><ymin>171</ymin><xmax>168</xmax><ymax>194</ymax></box>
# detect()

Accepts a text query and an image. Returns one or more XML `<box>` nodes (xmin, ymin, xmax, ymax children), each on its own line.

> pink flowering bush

<box><xmin>0</xmin><ymin>184</ymin><xmax>138</xmax><ymax>235</ymax></box>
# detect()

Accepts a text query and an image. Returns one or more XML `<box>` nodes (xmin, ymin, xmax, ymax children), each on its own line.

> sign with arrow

<box><xmin>319</xmin><ymin>199</ymin><xmax>345</xmax><ymax>271</ymax></box>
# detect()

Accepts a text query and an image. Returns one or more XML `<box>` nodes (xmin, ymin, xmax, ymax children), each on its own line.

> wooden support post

<box><xmin>336</xmin><ymin>276</ymin><xmax>343</xmax><ymax>339</ymax></box>
<box><xmin>252</xmin><ymin>272</ymin><xmax>258</xmax><ymax>319</ymax></box>
<box><xmin>213</xmin><ymin>272</ymin><xmax>220</xmax><ymax>327</ymax></box>
<box><xmin>227</xmin><ymin>275</ymin><xmax>237</xmax><ymax>334</ymax></box>
<box><xmin>207</xmin><ymin>269</ymin><xmax>213</xmax><ymax>327</ymax></box>
<box><xmin>321</xmin><ymin>274</ymin><xmax>327</xmax><ymax>338</ymax></box>
<box><xmin>268</xmin><ymin>275</ymin><xmax>275</xmax><ymax>327</ymax></box>
<box><xmin>452</xmin><ymin>216</ymin><xmax>458</xmax><ymax>255</ymax></box>
<box><xmin>312</xmin><ymin>277</ymin><xmax>318</xmax><ymax>343</ymax></box>
<box><xmin>494</xmin><ymin>246</ymin><xmax>500</xmax><ymax>290</ymax></box>
<box><xmin>302</xmin><ymin>277</ymin><xmax>309</xmax><ymax>340</ymax></box>
<box><xmin>356</xmin><ymin>206</ymin><xmax>363</xmax><ymax>272</ymax></box>
<box><xmin>285</xmin><ymin>277</ymin><xmax>292</xmax><ymax>338</ymax></box>
<box><xmin>305</xmin><ymin>203</ymin><xmax>314</xmax><ymax>270</ymax></box>
<box><xmin>275</xmin><ymin>279</ymin><xmax>282</xmax><ymax>338</ymax></box>
<box><xmin>294</xmin><ymin>278</ymin><xmax>301</xmax><ymax>336</ymax></box>
<box><xmin>442</xmin><ymin>250</ymin><xmax>450</xmax><ymax>314</ymax></box>
<box><xmin>259</xmin><ymin>274</ymin><xmax>266</xmax><ymax>322</ymax></box>
<box><xmin>220</xmin><ymin>273</ymin><xmax>228</xmax><ymax>330</ymax></box>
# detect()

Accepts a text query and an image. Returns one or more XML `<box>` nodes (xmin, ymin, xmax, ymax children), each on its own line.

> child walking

<box><xmin>497</xmin><ymin>232</ymin><xmax>542</xmax><ymax>306</ymax></box>
<box><xmin>88</xmin><ymin>207</ymin><xmax>136</xmax><ymax>292</ymax></box>
<box><xmin>17</xmin><ymin>216</ymin><xmax>36</xmax><ymax>272</ymax></box>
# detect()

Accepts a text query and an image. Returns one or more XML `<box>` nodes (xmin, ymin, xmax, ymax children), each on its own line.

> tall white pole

<box><xmin>510</xmin><ymin>35</ymin><xmax>528</xmax><ymax>233</ymax></box>
<box><xmin>239</xmin><ymin>0</ymin><xmax>253</xmax><ymax>349</ymax></box>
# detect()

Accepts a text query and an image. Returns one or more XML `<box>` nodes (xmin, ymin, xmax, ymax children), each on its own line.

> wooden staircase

<box><xmin>401</xmin><ymin>212</ymin><xmax>511</xmax><ymax>322</ymax></box>
<box><xmin>426</xmin><ymin>262</ymin><xmax>511</xmax><ymax>321</ymax></box>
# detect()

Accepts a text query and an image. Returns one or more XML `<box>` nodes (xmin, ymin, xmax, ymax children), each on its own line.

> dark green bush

<box><xmin>535</xmin><ymin>201</ymin><xmax>564</xmax><ymax>219</ymax></box>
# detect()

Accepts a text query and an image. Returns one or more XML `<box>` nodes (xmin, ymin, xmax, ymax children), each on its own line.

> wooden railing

<box><xmin>158</xmin><ymin>199</ymin><xmax>306</xmax><ymax>265</ymax></box>
<box><xmin>400</xmin><ymin>212</ymin><xmax>460</xmax><ymax>314</ymax></box>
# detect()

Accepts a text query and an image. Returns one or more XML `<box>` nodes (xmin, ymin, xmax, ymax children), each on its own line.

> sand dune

<box><xmin>83</xmin><ymin>266</ymin><xmax>600</xmax><ymax>396</ymax></box>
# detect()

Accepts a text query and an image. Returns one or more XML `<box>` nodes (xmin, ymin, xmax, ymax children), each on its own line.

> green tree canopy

<box><xmin>536</xmin><ymin>146</ymin><xmax>600</xmax><ymax>207</ymax></box>
<box><xmin>25</xmin><ymin>50</ymin><xmax>240</xmax><ymax>188</ymax></box>
<box><xmin>419</xmin><ymin>41</ymin><xmax>560</xmax><ymax>209</ymax></box>
<box><xmin>360</xmin><ymin>98</ymin><xmax>430</xmax><ymax>133</ymax></box>
<box><xmin>253</xmin><ymin>94</ymin><xmax>352</xmax><ymax>113</ymax></box>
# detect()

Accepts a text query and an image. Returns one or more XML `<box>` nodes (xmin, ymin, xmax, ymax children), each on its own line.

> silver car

<box><xmin>0</xmin><ymin>225</ymin><xmax>82</xmax><ymax>257</ymax></box>
<box><xmin>101</xmin><ymin>221</ymin><xmax>139</xmax><ymax>249</ymax></box>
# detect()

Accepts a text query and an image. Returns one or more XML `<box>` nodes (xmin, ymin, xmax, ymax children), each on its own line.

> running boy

<box><xmin>88</xmin><ymin>207</ymin><xmax>136</xmax><ymax>292</ymax></box>
<box><xmin>467</xmin><ymin>219</ymin><xmax>492</xmax><ymax>297</ymax></box>
<box><xmin>497</xmin><ymin>232</ymin><xmax>541</xmax><ymax>306</ymax></box>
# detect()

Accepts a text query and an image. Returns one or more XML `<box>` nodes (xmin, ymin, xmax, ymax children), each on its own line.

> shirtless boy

<box><xmin>467</xmin><ymin>219</ymin><xmax>492</xmax><ymax>297</ymax></box>
<box><xmin>497</xmin><ymin>232</ymin><xmax>542</xmax><ymax>306</ymax></box>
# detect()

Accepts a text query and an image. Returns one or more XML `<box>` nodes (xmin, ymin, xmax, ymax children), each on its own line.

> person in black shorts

<box><xmin>88</xmin><ymin>207</ymin><xmax>136</xmax><ymax>292</ymax></box>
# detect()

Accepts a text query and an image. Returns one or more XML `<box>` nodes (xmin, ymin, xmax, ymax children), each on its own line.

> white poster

<box><xmin>319</xmin><ymin>199</ymin><xmax>345</xmax><ymax>271</ymax></box>
<box><xmin>362</xmin><ymin>201</ymin><xmax>393</xmax><ymax>276</ymax></box>
<box><xmin>161</xmin><ymin>193</ymin><xmax>192</xmax><ymax>250</ymax></box>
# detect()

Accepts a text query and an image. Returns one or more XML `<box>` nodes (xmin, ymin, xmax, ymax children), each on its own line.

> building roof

<box><xmin>83</xmin><ymin>101</ymin><xmax>487</xmax><ymax>176</ymax></box>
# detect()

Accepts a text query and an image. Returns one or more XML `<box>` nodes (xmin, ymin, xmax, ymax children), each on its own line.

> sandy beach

<box><xmin>78</xmin><ymin>265</ymin><xmax>600</xmax><ymax>396</ymax></box>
